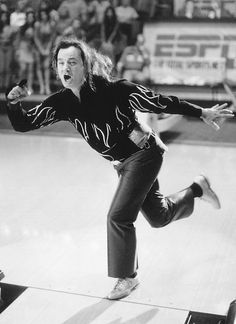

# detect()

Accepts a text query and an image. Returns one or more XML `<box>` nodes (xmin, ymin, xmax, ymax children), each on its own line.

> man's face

<box><xmin>57</xmin><ymin>46</ymin><xmax>85</xmax><ymax>91</ymax></box>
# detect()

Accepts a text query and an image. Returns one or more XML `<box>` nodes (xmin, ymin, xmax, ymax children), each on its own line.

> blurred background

<box><xmin>0</xmin><ymin>0</ymin><xmax>235</xmax><ymax>142</ymax></box>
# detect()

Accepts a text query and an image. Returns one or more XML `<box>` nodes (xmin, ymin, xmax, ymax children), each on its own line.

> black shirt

<box><xmin>7</xmin><ymin>76</ymin><xmax>202</xmax><ymax>161</ymax></box>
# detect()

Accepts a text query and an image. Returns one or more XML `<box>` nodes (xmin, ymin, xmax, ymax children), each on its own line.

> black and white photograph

<box><xmin>0</xmin><ymin>0</ymin><xmax>236</xmax><ymax>323</ymax></box>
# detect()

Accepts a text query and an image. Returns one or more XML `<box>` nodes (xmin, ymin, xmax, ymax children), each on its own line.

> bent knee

<box><xmin>149</xmin><ymin>219</ymin><xmax>171</xmax><ymax>228</ymax></box>
<box><xmin>143</xmin><ymin>210</ymin><xmax>172</xmax><ymax>228</ymax></box>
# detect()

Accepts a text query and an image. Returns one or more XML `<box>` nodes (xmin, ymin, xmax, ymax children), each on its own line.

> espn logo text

<box><xmin>154</xmin><ymin>34</ymin><xmax>236</xmax><ymax>66</ymax></box>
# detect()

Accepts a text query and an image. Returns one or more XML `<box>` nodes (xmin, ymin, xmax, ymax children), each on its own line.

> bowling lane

<box><xmin>0</xmin><ymin>133</ymin><xmax>236</xmax><ymax>316</ymax></box>
<box><xmin>0</xmin><ymin>288</ymin><xmax>189</xmax><ymax>324</ymax></box>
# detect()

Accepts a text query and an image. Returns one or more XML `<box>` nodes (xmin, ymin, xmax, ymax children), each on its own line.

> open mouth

<box><xmin>64</xmin><ymin>74</ymin><xmax>71</xmax><ymax>82</ymax></box>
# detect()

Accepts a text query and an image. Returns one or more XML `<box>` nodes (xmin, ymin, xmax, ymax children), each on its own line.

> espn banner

<box><xmin>144</xmin><ymin>22</ymin><xmax>236</xmax><ymax>85</ymax></box>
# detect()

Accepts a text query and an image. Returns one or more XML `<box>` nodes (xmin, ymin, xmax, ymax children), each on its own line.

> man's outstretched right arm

<box><xmin>6</xmin><ymin>83</ymin><xmax>60</xmax><ymax>132</ymax></box>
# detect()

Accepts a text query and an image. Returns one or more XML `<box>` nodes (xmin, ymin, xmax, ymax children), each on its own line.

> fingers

<box><xmin>212</xmin><ymin>103</ymin><xmax>234</xmax><ymax>117</ymax></box>
<box><xmin>219</xmin><ymin>112</ymin><xmax>234</xmax><ymax>118</ymax></box>
<box><xmin>208</xmin><ymin>119</ymin><xmax>220</xmax><ymax>131</ymax></box>
<box><xmin>211</xmin><ymin>121</ymin><xmax>220</xmax><ymax>131</ymax></box>
<box><xmin>212</xmin><ymin>103</ymin><xmax>220</xmax><ymax>109</ymax></box>
<box><xmin>201</xmin><ymin>116</ymin><xmax>221</xmax><ymax>131</ymax></box>
<box><xmin>202</xmin><ymin>101</ymin><xmax>235</xmax><ymax>130</ymax></box>
<box><xmin>7</xmin><ymin>84</ymin><xmax>30</xmax><ymax>103</ymax></box>
<box><xmin>214</xmin><ymin>103</ymin><xmax>228</xmax><ymax>110</ymax></box>
<box><xmin>7</xmin><ymin>86</ymin><xmax>23</xmax><ymax>100</ymax></box>
<box><xmin>218</xmin><ymin>108</ymin><xmax>234</xmax><ymax>119</ymax></box>
<box><xmin>221</xmin><ymin>109</ymin><xmax>234</xmax><ymax>114</ymax></box>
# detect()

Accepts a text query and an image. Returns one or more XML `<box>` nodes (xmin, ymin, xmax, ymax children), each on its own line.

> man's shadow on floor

<box><xmin>63</xmin><ymin>298</ymin><xmax>158</xmax><ymax>324</ymax></box>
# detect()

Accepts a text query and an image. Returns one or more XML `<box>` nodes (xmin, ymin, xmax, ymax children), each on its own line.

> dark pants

<box><xmin>107</xmin><ymin>139</ymin><xmax>194</xmax><ymax>278</ymax></box>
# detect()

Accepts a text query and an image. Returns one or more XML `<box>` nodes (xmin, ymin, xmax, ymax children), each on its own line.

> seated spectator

<box><xmin>116</xmin><ymin>33</ymin><xmax>150</xmax><ymax>83</ymax></box>
<box><xmin>115</xmin><ymin>0</ymin><xmax>139</xmax><ymax>45</ymax></box>
<box><xmin>54</xmin><ymin>5</ymin><xmax>72</xmax><ymax>44</ymax></box>
<box><xmin>208</xmin><ymin>0</ymin><xmax>221</xmax><ymax>19</ymax></box>
<box><xmin>30</xmin><ymin>0</ymin><xmax>60</xmax><ymax>11</ymax></box>
<box><xmin>85</xmin><ymin>0</ymin><xmax>100</xmax><ymax>43</ymax></box>
<box><xmin>15</xmin><ymin>9</ymin><xmax>36</xmax><ymax>93</ymax></box>
<box><xmin>0</xmin><ymin>10</ymin><xmax>17</xmax><ymax>90</ymax></box>
<box><xmin>135</xmin><ymin>0</ymin><xmax>156</xmax><ymax>21</ymax></box>
<box><xmin>0</xmin><ymin>0</ymin><xmax>8</xmax><ymax>13</ymax></box>
<box><xmin>110</xmin><ymin>0</ymin><xmax>119</xmax><ymax>7</ymax></box>
<box><xmin>34</xmin><ymin>8</ymin><xmax>56</xmax><ymax>94</ymax></box>
<box><xmin>86</xmin><ymin>0</ymin><xmax>99</xmax><ymax>24</ymax></box>
<box><xmin>10</xmin><ymin>0</ymin><xmax>31</xmax><ymax>29</ymax></box>
<box><xmin>62</xmin><ymin>18</ymin><xmax>86</xmax><ymax>41</ymax></box>
<box><xmin>96</xmin><ymin>0</ymin><xmax>110</xmax><ymax>23</ymax></box>
<box><xmin>100</xmin><ymin>5</ymin><xmax>126</xmax><ymax>64</ymax></box>
<box><xmin>37</xmin><ymin>0</ymin><xmax>59</xmax><ymax>23</ymax></box>
<box><xmin>185</xmin><ymin>0</ymin><xmax>194</xmax><ymax>19</ymax></box>
<box><xmin>48</xmin><ymin>0</ymin><xmax>63</xmax><ymax>10</ymax></box>
<box><xmin>57</xmin><ymin>0</ymin><xmax>87</xmax><ymax>20</ymax></box>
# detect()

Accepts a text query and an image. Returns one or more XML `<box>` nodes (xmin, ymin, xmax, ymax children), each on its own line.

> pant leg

<box><xmin>141</xmin><ymin>180</ymin><xmax>194</xmax><ymax>228</ymax></box>
<box><xmin>107</xmin><ymin>145</ymin><xmax>163</xmax><ymax>278</ymax></box>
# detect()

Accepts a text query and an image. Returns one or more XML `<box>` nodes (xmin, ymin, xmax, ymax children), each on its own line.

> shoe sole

<box><xmin>200</xmin><ymin>175</ymin><xmax>221</xmax><ymax>209</ymax></box>
<box><xmin>107</xmin><ymin>282</ymin><xmax>140</xmax><ymax>300</ymax></box>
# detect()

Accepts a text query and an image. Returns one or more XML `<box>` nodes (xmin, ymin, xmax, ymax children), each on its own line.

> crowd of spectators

<box><xmin>1</xmin><ymin>0</ymin><xmax>235</xmax><ymax>94</ymax></box>
<box><xmin>178</xmin><ymin>0</ymin><xmax>236</xmax><ymax>19</ymax></box>
<box><xmin>0</xmin><ymin>0</ymin><xmax>153</xmax><ymax>94</ymax></box>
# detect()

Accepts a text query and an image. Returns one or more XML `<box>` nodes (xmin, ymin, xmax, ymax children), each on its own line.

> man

<box><xmin>6</xmin><ymin>38</ymin><xmax>234</xmax><ymax>300</ymax></box>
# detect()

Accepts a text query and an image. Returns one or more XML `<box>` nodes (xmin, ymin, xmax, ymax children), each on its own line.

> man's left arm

<box><xmin>120</xmin><ymin>81</ymin><xmax>234</xmax><ymax>129</ymax></box>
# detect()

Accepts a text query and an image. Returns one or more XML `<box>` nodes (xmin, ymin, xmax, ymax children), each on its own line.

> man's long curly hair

<box><xmin>52</xmin><ymin>37</ymin><xmax>114</xmax><ymax>91</ymax></box>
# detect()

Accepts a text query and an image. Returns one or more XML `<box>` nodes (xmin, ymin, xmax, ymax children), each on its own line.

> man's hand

<box><xmin>7</xmin><ymin>80</ymin><xmax>31</xmax><ymax>104</ymax></box>
<box><xmin>201</xmin><ymin>103</ymin><xmax>234</xmax><ymax>130</ymax></box>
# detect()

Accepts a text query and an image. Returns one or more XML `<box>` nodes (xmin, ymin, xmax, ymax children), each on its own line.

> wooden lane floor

<box><xmin>0</xmin><ymin>133</ymin><xmax>235</xmax><ymax>323</ymax></box>
<box><xmin>0</xmin><ymin>289</ymin><xmax>189</xmax><ymax>323</ymax></box>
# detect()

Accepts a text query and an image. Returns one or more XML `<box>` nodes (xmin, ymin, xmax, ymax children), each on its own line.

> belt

<box><xmin>142</xmin><ymin>133</ymin><xmax>156</xmax><ymax>149</ymax></box>
<box><xmin>128</xmin><ymin>122</ymin><xmax>152</xmax><ymax>148</ymax></box>
<box><xmin>111</xmin><ymin>133</ymin><xmax>168</xmax><ymax>166</ymax></box>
